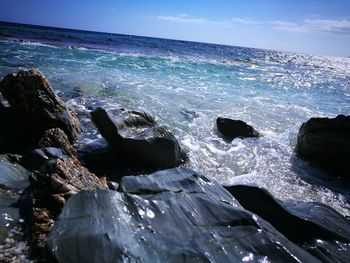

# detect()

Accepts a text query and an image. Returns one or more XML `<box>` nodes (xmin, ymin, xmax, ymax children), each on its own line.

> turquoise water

<box><xmin>1</xmin><ymin>22</ymin><xmax>350</xmax><ymax>215</ymax></box>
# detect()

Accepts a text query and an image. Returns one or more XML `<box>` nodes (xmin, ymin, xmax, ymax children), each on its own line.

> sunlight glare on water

<box><xmin>1</xmin><ymin>23</ymin><xmax>350</xmax><ymax>216</ymax></box>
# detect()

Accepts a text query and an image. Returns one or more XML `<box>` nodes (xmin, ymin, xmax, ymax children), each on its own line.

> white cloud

<box><xmin>155</xmin><ymin>15</ymin><xmax>229</xmax><ymax>25</ymax></box>
<box><xmin>303</xmin><ymin>19</ymin><xmax>350</xmax><ymax>35</ymax></box>
<box><xmin>155</xmin><ymin>15</ymin><xmax>350</xmax><ymax>35</ymax></box>
<box><xmin>156</xmin><ymin>16</ymin><xmax>210</xmax><ymax>24</ymax></box>
<box><xmin>229</xmin><ymin>18</ymin><xmax>263</xmax><ymax>25</ymax></box>
<box><xmin>269</xmin><ymin>21</ymin><xmax>305</xmax><ymax>32</ymax></box>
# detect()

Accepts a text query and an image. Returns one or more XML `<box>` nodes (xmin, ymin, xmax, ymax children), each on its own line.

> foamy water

<box><xmin>1</xmin><ymin>22</ymin><xmax>350</xmax><ymax>216</ymax></box>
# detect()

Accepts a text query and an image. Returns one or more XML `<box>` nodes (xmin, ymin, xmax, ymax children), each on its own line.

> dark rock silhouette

<box><xmin>296</xmin><ymin>115</ymin><xmax>350</xmax><ymax>179</ymax></box>
<box><xmin>216</xmin><ymin>117</ymin><xmax>259</xmax><ymax>141</ymax></box>
<box><xmin>225</xmin><ymin>184</ymin><xmax>350</xmax><ymax>262</ymax></box>
<box><xmin>91</xmin><ymin>107</ymin><xmax>186</xmax><ymax>171</ymax></box>
<box><xmin>0</xmin><ymin>69</ymin><xmax>80</xmax><ymax>153</ymax></box>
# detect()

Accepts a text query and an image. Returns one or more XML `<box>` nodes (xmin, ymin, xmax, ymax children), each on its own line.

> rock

<box><xmin>0</xmin><ymin>191</ymin><xmax>20</xmax><ymax>244</ymax></box>
<box><xmin>0</xmin><ymin>155</ymin><xmax>28</xmax><ymax>245</ymax></box>
<box><xmin>91</xmin><ymin>107</ymin><xmax>186</xmax><ymax>171</ymax></box>
<box><xmin>78</xmin><ymin>138</ymin><xmax>157</xmax><ymax>181</ymax></box>
<box><xmin>19</xmin><ymin>148</ymin><xmax>108</xmax><ymax>257</ymax></box>
<box><xmin>78</xmin><ymin>138</ymin><xmax>117</xmax><ymax>174</ymax></box>
<box><xmin>296</xmin><ymin>115</ymin><xmax>350</xmax><ymax>178</ymax></box>
<box><xmin>0</xmin><ymin>69</ymin><xmax>81</xmax><ymax>150</ymax></box>
<box><xmin>39</xmin><ymin>128</ymin><xmax>77</xmax><ymax>157</ymax></box>
<box><xmin>216</xmin><ymin>117</ymin><xmax>259</xmax><ymax>141</ymax></box>
<box><xmin>225</xmin><ymin>184</ymin><xmax>350</xmax><ymax>262</ymax></box>
<box><xmin>0</xmin><ymin>154</ymin><xmax>30</xmax><ymax>191</ymax></box>
<box><xmin>47</xmin><ymin>168</ymin><xmax>320</xmax><ymax>263</ymax></box>
<box><xmin>25</xmin><ymin>148</ymin><xmax>108</xmax><ymax>210</ymax></box>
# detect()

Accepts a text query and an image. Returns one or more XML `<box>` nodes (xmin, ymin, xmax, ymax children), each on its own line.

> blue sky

<box><xmin>1</xmin><ymin>0</ymin><xmax>350</xmax><ymax>57</ymax></box>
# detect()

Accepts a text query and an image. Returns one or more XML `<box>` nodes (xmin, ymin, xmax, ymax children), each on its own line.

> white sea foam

<box><xmin>1</xmin><ymin>35</ymin><xmax>350</xmax><ymax>217</ymax></box>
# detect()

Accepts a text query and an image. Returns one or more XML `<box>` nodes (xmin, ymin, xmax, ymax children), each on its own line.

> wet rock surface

<box><xmin>91</xmin><ymin>107</ymin><xmax>186</xmax><ymax>171</ymax></box>
<box><xmin>20</xmin><ymin>147</ymin><xmax>108</xmax><ymax>256</ymax></box>
<box><xmin>296</xmin><ymin>115</ymin><xmax>350</xmax><ymax>180</ymax></box>
<box><xmin>225</xmin><ymin>184</ymin><xmax>350</xmax><ymax>262</ymax></box>
<box><xmin>47</xmin><ymin>168</ymin><xmax>320</xmax><ymax>263</ymax></box>
<box><xmin>0</xmin><ymin>154</ymin><xmax>30</xmax><ymax>191</ymax></box>
<box><xmin>0</xmin><ymin>69</ymin><xmax>80</xmax><ymax>153</ymax></box>
<box><xmin>0</xmin><ymin>70</ymin><xmax>350</xmax><ymax>262</ymax></box>
<box><xmin>38</xmin><ymin>128</ymin><xmax>77</xmax><ymax>157</ymax></box>
<box><xmin>0</xmin><ymin>155</ymin><xmax>30</xmax><ymax>261</ymax></box>
<box><xmin>216</xmin><ymin>117</ymin><xmax>259</xmax><ymax>141</ymax></box>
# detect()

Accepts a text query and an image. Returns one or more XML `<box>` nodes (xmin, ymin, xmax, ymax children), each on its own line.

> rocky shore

<box><xmin>0</xmin><ymin>69</ymin><xmax>349</xmax><ymax>262</ymax></box>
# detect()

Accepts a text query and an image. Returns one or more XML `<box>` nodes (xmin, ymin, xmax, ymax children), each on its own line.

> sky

<box><xmin>1</xmin><ymin>0</ymin><xmax>350</xmax><ymax>57</ymax></box>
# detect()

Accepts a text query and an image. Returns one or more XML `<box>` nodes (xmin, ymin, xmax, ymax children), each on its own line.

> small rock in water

<box><xmin>216</xmin><ymin>117</ymin><xmax>259</xmax><ymax>141</ymax></box>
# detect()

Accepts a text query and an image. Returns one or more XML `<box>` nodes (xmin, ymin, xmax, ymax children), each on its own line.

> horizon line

<box><xmin>0</xmin><ymin>20</ymin><xmax>347</xmax><ymax>59</ymax></box>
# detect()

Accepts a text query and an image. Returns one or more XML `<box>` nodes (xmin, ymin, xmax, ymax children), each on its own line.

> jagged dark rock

<box><xmin>90</xmin><ymin>107</ymin><xmax>186</xmax><ymax>171</ymax></box>
<box><xmin>19</xmin><ymin>147</ymin><xmax>108</xmax><ymax>258</ymax></box>
<box><xmin>296</xmin><ymin>115</ymin><xmax>350</xmax><ymax>179</ymax></box>
<box><xmin>225</xmin><ymin>184</ymin><xmax>350</xmax><ymax>262</ymax></box>
<box><xmin>216</xmin><ymin>117</ymin><xmax>259</xmax><ymax>141</ymax></box>
<box><xmin>39</xmin><ymin>128</ymin><xmax>77</xmax><ymax>157</ymax></box>
<box><xmin>47</xmin><ymin>168</ymin><xmax>321</xmax><ymax>263</ymax></box>
<box><xmin>0</xmin><ymin>69</ymin><xmax>81</xmax><ymax>154</ymax></box>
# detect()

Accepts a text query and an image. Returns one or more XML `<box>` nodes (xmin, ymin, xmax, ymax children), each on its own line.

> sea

<box><xmin>1</xmin><ymin>22</ymin><xmax>349</xmax><ymax>216</ymax></box>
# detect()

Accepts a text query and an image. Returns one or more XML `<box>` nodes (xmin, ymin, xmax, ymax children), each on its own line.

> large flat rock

<box><xmin>47</xmin><ymin>168</ymin><xmax>319</xmax><ymax>263</ymax></box>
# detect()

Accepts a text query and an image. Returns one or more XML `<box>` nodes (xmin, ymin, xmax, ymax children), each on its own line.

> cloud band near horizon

<box><xmin>156</xmin><ymin>15</ymin><xmax>350</xmax><ymax>35</ymax></box>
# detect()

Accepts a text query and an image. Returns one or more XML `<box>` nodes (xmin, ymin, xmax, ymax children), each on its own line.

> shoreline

<box><xmin>0</xmin><ymin>69</ymin><xmax>349</xmax><ymax>262</ymax></box>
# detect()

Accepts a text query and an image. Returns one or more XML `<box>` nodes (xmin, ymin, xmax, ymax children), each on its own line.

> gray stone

<box><xmin>91</xmin><ymin>107</ymin><xmax>186</xmax><ymax>170</ymax></box>
<box><xmin>0</xmin><ymin>155</ymin><xmax>30</xmax><ymax>191</ymax></box>
<box><xmin>47</xmin><ymin>168</ymin><xmax>319</xmax><ymax>263</ymax></box>
<box><xmin>225</xmin><ymin>184</ymin><xmax>350</xmax><ymax>262</ymax></box>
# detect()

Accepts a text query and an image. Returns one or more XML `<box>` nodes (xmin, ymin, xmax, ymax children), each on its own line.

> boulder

<box><xmin>225</xmin><ymin>184</ymin><xmax>350</xmax><ymax>262</ymax></box>
<box><xmin>0</xmin><ymin>69</ymin><xmax>81</xmax><ymax>151</ymax></box>
<box><xmin>216</xmin><ymin>117</ymin><xmax>259</xmax><ymax>141</ymax></box>
<box><xmin>91</xmin><ymin>107</ymin><xmax>186</xmax><ymax>171</ymax></box>
<box><xmin>19</xmin><ymin>147</ymin><xmax>108</xmax><ymax>256</ymax></box>
<box><xmin>77</xmin><ymin>139</ymin><xmax>141</xmax><ymax>181</ymax></box>
<box><xmin>296</xmin><ymin>115</ymin><xmax>350</xmax><ymax>178</ymax></box>
<box><xmin>47</xmin><ymin>168</ymin><xmax>320</xmax><ymax>263</ymax></box>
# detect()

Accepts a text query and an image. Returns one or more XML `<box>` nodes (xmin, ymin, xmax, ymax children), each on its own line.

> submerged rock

<box><xmin>91</xmin><ymin>107</ymin><xmax>186</xmax><ymax>171</ymax></box>
<box><xmin>296</xmin><ymin>115</ymin><xmax>350</xmax><ymax>179</ymax></box>
<box><xmin>47</xmin><ymin>168</ymin><xmax>320</xmax><ymax>263</ymax></box>
<box><xmin>216</xmin><ymin>117</ymin><xmax>259</xmax><ymax>141</ymax></box>
<box><xmin>0</xmin><ymin>69</ymin><xmax>81</xmax><ymax>153</ymax></box>
<box><xmin>225</xmin><ymin>184</ymin><xmax>350</xmax><ymax>262</ymax></box>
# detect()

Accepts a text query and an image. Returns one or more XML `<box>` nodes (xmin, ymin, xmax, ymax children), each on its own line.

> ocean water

<box><xmin>1</xmin><ymin>22</ymin><xmax>350</xmax><ymax>216</ymax></box>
